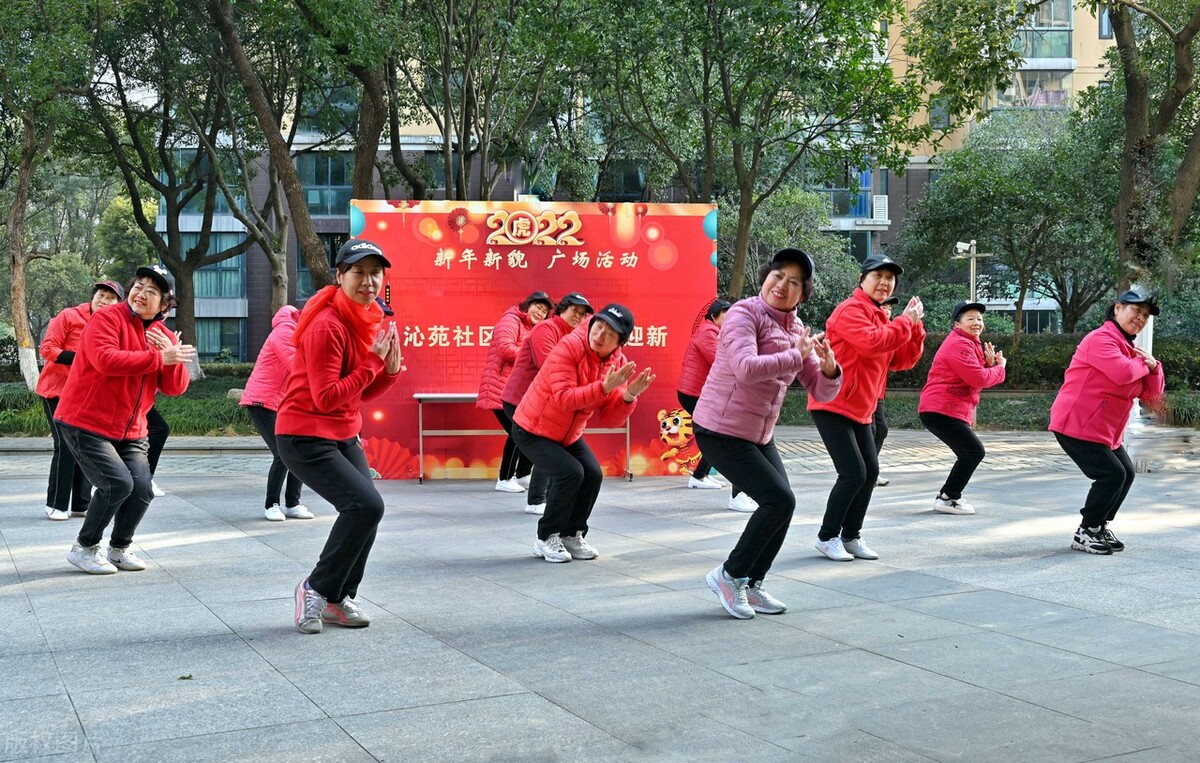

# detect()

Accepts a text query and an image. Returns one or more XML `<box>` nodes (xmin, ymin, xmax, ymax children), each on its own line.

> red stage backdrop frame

<box><xmin>349</xmin><ymin>199</ymin><xmax>719</xmax><ymax>480</ymax></box>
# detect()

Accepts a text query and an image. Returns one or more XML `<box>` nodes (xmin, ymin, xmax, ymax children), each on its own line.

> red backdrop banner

<box><xmin>348</xmin><ymin>199</ymin><xmax>719</xmax><ymax>480</ymax></box>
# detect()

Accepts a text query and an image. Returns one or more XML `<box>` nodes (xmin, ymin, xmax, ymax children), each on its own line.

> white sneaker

<box><xmin>524</xmin><ymin>503</ymin><xmax>546</xmax><ymax>515</ymax></box>
<box><xmin>814</xmin><ymin>537</ymin><xmax>855</xmax><ymax>562</ymax></box>
<box><xmin>67</xmin><ymin>543</ymin><xmax>117</xmax><ymax>575</ymax></box>
<box><xmin>516</xmin><ymin>475</ymin><xmax>532</xmax><ymax>489</ymax></box>
<box><xmin>746</xmin><ymin>581</ymin><xmax>787</xmax><ymax>614</ymax></box>
<box><xmin>728</xmin><ymin>493</ymin><xmax>758</xmax><ymax>513</ymax></box>
<box><xmin>705</xmin><ymin>564</ymin><xmax>755</xmax><ymax>619</ymax></box>
<box><xmin>841</xmin><ymin>538</ymin><xmax>879</xmax><ymax>560</ymax></box>
<box><xmin>264</xmin><ymin>505</ymin><xmax>286</xmax><ymax>522</ymax></box>
<box><xmin>151</xmin><ymin>480</ymin><xmax>165</xmax><ymax>497</ymax></box>
<box><xmin>933</xmin><ymin>497</ymin><xmax>975</xmax><ymax>515</ymax></box>
<box><xmin>688</xmin><ymin>475</ymin><xmax>721</xmax><ymax>490</ymax></box>
<box><xmin>704</xmin><ymin>475</ymin><xmax>727</xmax><ymax>488</ymax></box>
<box><xmin>283</xmin><ymin>504</ymin><xmax>314</xmax><ymax>519</ymax></box>
<box><xmin>533</xmin><ymin>533</ymin><xmax>572</xmax><ymax>563</ymax></box>
<box><xmin>876</xmin><ymin>476</ymin><xmax>890</xmax><ymax>487</ymax></box>
<box><xmin>45</xmin><ymin>506</ymin><xmax>69</xmax><ymax>521</ymax></box>
<box><xmin>561</xmin><ymin>533</ymin><xmax>599</xmax><ymax>560</ymax></box>
<box><xmin>495</xmin><ymin>478</ymin><xmax>524</xmax><ymax>493</ymax></box>
<box><xmin>106</xmin><ymin>545</ymin><xmax>147</xmax><ymax>571</ymax></box>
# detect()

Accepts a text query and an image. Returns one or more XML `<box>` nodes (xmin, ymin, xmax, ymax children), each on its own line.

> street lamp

<box><xmin>952</xmin><ymin>239</ymin><xmax>992</xmax><ymax>302</ymax></box>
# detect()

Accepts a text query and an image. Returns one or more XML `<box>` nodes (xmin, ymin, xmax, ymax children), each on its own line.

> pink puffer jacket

<box><xmin>241</xmin><ymin>305</ymin><xmax>299</xmax><ymax>411</ymax></box>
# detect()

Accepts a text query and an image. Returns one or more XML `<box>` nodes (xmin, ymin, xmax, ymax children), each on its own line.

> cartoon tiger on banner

<box><xmin>657</xmin><ymin>408</ymin><xmax>702</xmax><ymax>475</ymax></box>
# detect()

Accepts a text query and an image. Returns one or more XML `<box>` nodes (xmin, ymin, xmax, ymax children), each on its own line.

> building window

<box><xmin>297</xmin><ymin>233</ymin><xmax>345</xmax><ymax>301</ymax></box>
<box><xmin>596</xmin><ymin>159</ymin><xmax>647</xmax><ymax>203</ymax></box>
<box><xmin>195</xmin><ymin>318</ymin><xmax>245</xmax><ymax>361</ymax></box>
<box><xmin>878</xmin><ymin>169</ymin><xmax>889</xmax><ymax>196</ymax></box>
<box><xmin>297</xmin><ymin>152</ymin><xmax>354</xmax><ymax>216</ymax></box>
<box><xmin>1099</xmin><ymin>6</ymin><xmax>1113</xmax><ymax>39</ymax></box>
<box><xmin>165</xmin><ymin>148</ymin><xmax>239</xmax><ymax>216</ymax></box>
<box><xmin>929</xmin><ymin>95</ymin><xmax>952</xmax><ymax>130</ymax></box>
<box><xmin>1029</xmin><ymin>0</ymin><xmax>1071</xmax><ymax>29</ymax></box>
<box><xmin>993</xmin><ymin>70</ymin><xmax>1073</xmax><ymax>109</ymax></box>
<box><xmin>184</xmin><ymin>233</ymin><xmax>246</xmax><ymax>298</ymax></box>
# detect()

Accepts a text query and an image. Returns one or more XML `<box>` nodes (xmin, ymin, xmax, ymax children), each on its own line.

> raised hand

<box><xmin>370</xmin><ymin>325</ymin><xmax>390</xmax><ymax>360</ymax></box>
<box><xmin>624</xmin><ymin>368</ymin><xmax>655</xmax><ymax>400</ymax></box>
<box><xmin>383</xmin><ymin>323</ymin><xmax>404</xmax><ymax>374</ymax></box>
<box><xmin>161</xmin><ymin>342</ymin><xmax>196</xmax><ymax>366</ymax></box>
<box><xmin>795</xmin><ymin>328</ymin><xmax>817</xmax><ymax>357</ymax></box>
<box><xmin>813</xmin><ymin>336</ymin><xmax>838</xmax><ymax>377</ymax></box>
<box><xmin>995</xmin><ymin>350</ymin><xmax>1007</xmax><ymax>368</ymax></box>
<box><xmin>902</xmin><ymin>296</ymin><xmax>924</xmax><ymax>324</ymax></box>
<box><xmin>1133</xmin><ymin>345</ymin><xmax>1158</xmax><ymax>371</ymax></box>
<box><xmin>983</xmin><ymin>342</ymin><xmax>997</xmax><ymax>366</ymax></box>
<box><xmin>603</xmin><ymin>361</ymin><xmax>638</xmax><ymax>393</ymax></box>
<box><xmin>145</xmin><ymin>326</ymin><xmax>172</xmax><ymax>351</ymax></box>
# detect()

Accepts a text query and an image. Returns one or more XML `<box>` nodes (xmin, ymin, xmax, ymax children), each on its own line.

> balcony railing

<box><xmin>1014</xmin><ymin>29</ymin><xmax>1072</xmax><ymax>60</ymax></box>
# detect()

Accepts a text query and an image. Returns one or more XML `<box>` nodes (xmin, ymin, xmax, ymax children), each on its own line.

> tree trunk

<box><xmin>173</xmin><ymin>260</ymin><xmax>198</xmax><ymax>353</ymax></box>
<box><xmin>6</xmin><ymin>116</ymin><xmax>54</xmax><ymax>390</ymax></box>
<box><xmin>1111</xmin><ymin>4</ymin><xmax>1155</xmax><ymax>287</ymax></box>
<box><xmin>726</xmin><ymin>183</ymin><xmax>754</xmax><ymax>299</ymax></box>
<box><xmin>208</xmin><ymin>0</ymin><xmax>332</xmax><ymax>288</ymax></box>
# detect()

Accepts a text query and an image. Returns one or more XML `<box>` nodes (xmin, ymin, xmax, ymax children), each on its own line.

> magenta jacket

<box><xmin>918</xmin><ymin>327</ymin><xmax>1006</xmax><ymax>426</ymax></box>
<box><xmin>677</xmin><ymin>320</ymin><xmax>720</xmax><ymax>397</ymax></box>
<box><xmin>1049</xmin><ymin>320</ymin><xmax>1165</xmax><ymax>449</ymax></box>
<box><xmin>241</xmin><ymin>305</ymin><xmax>299</xmax><ymax>412</ymax></box>
<box><xmin>693</xmin><ymin>295</ymin><xmax>842</xmax><ymax>445</ymax></box>
<box><xmin>477</xmin><ymin>306</ymin><xmax>534</xmax><ymax>410</ymax></box>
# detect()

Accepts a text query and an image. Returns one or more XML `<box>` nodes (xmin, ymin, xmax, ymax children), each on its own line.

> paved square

<box><xmin>1</xmin><ymin>429</ymin><xmax>1197</xmax><ymax>761</ymax></box>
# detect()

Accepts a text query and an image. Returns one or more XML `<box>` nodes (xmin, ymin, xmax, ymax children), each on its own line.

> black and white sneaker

<box><xmin>1098</xmin><ymin>524</ymin><xmax>1125</xmax><ymax>552</ymax></box>
<box><xmin>1072</xmin><ymin>525</ymin><xmax>1113</xmax><ymax>555</ymax></box>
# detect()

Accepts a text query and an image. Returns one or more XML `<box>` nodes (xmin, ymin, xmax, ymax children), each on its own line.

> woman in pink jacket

<box><xmin>695</xmin><ymin>249</ymin><xmax>842</xmax><ymax>619</ymax></box>
<box><xmin>241</xmin><ymin>305</ymin><xmax>310</xmax><ymax>522</ymax></box>
<box><xmin>478</xmin><ymin>291</ymin><xmax>553</xmax><ymax>493</ymax></box>
<box><xmin>37</xmin><ymin>281</ymin><xmax>124</xmax><ymax>520</ymax></box>
<box><xmin>1050</xmin><ymin>288</ymin><xmax>1164</xmax><ymax>555</ymax></box>
<box><xmin>676</xmin><ymin>298</ymin><xmax>731</xmax><ymax>492</ymax></box>
<box><xmin>918</xmin><ymin>301</ymin><xmax>1006</xmax><ymax>516</ymax></box>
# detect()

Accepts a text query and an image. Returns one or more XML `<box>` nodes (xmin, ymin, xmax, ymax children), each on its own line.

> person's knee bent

<box><xmin>99</xmin><ymin>471</ymin><xmax>135</xmax><ymax>504</ymax></box>
<box><xmin>961</xmin><ymin>441</ymin><xmax>986</xmax><ymax>466</ymax></box>
<box><xmin>130</xmin><ymin>476</ymin><xmax>155</xmax><ymax>505</ymax></box>
<box><xmin>350</xmin><ymin>490</ymin><xmax>386</xmax><ymax>525</ymax></box>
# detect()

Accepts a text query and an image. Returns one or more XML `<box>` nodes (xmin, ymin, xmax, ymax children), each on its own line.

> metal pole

<box><xmin>969</xmin><ymin>240</ymin><xmax>977</xmax><ymax>302</ymax></box>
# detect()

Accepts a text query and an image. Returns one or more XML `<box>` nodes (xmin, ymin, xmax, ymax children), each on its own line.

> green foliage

<box><xmin>0</xmin><ymin>253</ymin><xmax>96</xmax><ymax>341</ymax></box>
<box><xmin>1162</xmin><ymin>392</ymin><xmax>1200</xmax><ymax>427</ymax></box>
<box><xmin>96</xmin><ymin>195</ymin><xmax>158</xmax><ymax>285</ymax></box>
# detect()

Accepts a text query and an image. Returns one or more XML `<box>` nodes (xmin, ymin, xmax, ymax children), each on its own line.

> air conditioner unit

<box><xmin>872</xmin><ymin>194</ymin><xmax>889</xmax><ymax>221</ymax></box>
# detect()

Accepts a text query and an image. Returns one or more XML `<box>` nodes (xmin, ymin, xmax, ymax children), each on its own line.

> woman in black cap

<box><xmin>1050</xmin><ymin>287</ymin><xmax>1164</xmax><ymax>554</ymax></box>
<box><xmin>478</xmin><ymin>291</ymin><xmax>554</xmax><ymax>493</ymax></box>
<box><xmin>278</xmin><ymin>238</ymin><xmax>403</xmax><ymax>633</ymax></box>
<box><xmin>36</xmin><ymin>280</ymin><xmax>125</xmax><ymax>520</ymax></box>
<box><xmin>676</xmin><ymin>298</ymin><xmax>732</xmax><ymax>492</ymax></box>
<box><xmin>918</xmin><ymin>301</ymin><xmax>1007</xmax><ymax>515</ymax></box>
<box><xmin>513</xmin><ymin>304</ymin><xmax>654</xmax><ymax>562</ymax></box>
<box><xmin>55</xmin><ymin>265</ymin><xmax>195</xmax><ymax>574</ymax></box>
<box><xmin>809</xmin><ymin>254</ymin><xmax>925</xmax><ymax>562</ymax></box>
<box><xmin>695</xmin><ymin>249</ymin><xmax>842</xmax><ymax>618</ymax></box>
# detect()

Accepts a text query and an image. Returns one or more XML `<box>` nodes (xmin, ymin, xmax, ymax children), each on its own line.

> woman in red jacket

<box><xmin>55</xmin><ymin>266</ymin><xmax>194</xmax><ymax>574</ymax></box>
<box><xmin>918</xmin><ymin>301</ymin><xmax>1007</xmax><ymax>515</ymax></box>
<box><xmin>501</xmin><ymin>292</ymin><xmax>594</xmax><ymax>515</ymax></box>
<box><xmin>676</xmin><ymin>299</ymin><xmax>731</xmax><ymax>493</ymax></box>
<box><xmin>279</xmin><ymin>239</ymin><xmax>403</xmax><ymax>634</ymax></box>
<box><xmin>809</xmin><ymin>254</ymin><xmax>925</xmax><ymax>562</ymax></box>
<box><xmin>513</xmin><ymin>304</ymin><xmax>654</xmax><ymax>563</ymax></box>
<box><xmin>37</xmin><ymin>280</ymin><xmax>124</xmax><ymax>521</ymax></box>
<box><xmin>1050</xmin><ymin>287</ymin><xmax>1164</xmax><ymax>555</ymax></box>
<box><xmin>240</xmin><ymin>304</ymin><xmax>310</xmax><ymax>522</ymax></box>
<box><xmin>478</xmin><ymin>291</ymin><xmax>553</xmax><ymax>493</ymax></box>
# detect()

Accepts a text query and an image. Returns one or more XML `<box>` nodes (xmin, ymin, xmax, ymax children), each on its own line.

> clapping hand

<box><xmin>1133</xmin><ymin>345</ymin><xmax>1158</xmax><ymax>371</ymax></box>
<box><xmin>382</xmin><ymin>323</ymin><xmax>404</xmax><ymax>374</ymax></box>
<box><xmin>603</xmin><ymin>361</ymin><xmax>638</xmax><ymax>393</ymax></box>
<box><xmin>623</xmin><ymin>368</ymin><xmax>655</xmax><ymax>401</ymax></box>
<box><xmin>813</xmin><ymin>335</ymin><xmax>838</xmax><ymax>377</ymax></box>
<box><xmin>147</xmin><ymin>326</ymin><xmax>196</xmax><ymax>366</ymax></box>
<box><xmin>995</xmin><ymin>350</ymin><xmax>1007</xmax><ymax>368</ymax></box>
<box><xmin>902</xmin><ymin>296</ymin><xmax>924</xmax><ymax>324</ymax></box>
<box><xmin>983</xmin><ymin>342</ymin><xmax>997</xmax><ymax>367</ymax></box>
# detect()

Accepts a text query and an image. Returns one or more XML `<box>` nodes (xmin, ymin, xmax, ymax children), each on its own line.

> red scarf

<box><xmin>293</xmin><ymin>285</ymin><xmax>384</xmax><ymax>356</ymax></box>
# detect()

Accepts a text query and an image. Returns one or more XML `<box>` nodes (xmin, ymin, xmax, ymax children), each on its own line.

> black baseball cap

<box><xmin>559</xmin><ymin>292</ymin><xmax>594</xmax><ymax>314</ymax></box>
<box><xmin>375</xmin><ymin>297</ymin><xmax>395</xmax><ymax>316</ymax></box>
<box><xmin>591</xmin><ymin>303</ymin><xmax>635</xmax><ymax>344</ymax></box>
<box><xmin>524</xmin><ymin>290</ymin><xmax>553</xmax><ymax>309</ymax></box>
<box><xmin>951</xmin><ymin>300</ymin><xmax>986</xmax><ymax>323</ymax></box>
<box><xmin>1116</xmin><ymin>287</ymin><xmax>1160</xmax><ymax>316</ymax></box>
<box><xmin>706</xmin><ymin>299</ymin><xmax>732</xmax><ymax>320</ymax></box>
<box><xmin>770</xmin><ymin>248</ymin><xmax>814</xmax><ymax>279</ymax></box>
<box><xmin>860</xmin><ymin>254</ymin><xmax>903</xmax><ymax>276</ymax></box>
<box><xmin>135</xmin><ymin>264</ymin><xmax>175</xmax><ymax>296</ymax></box>
<box><xmin>93</xmin><ymin>280</ymin><xmax>125</xmax><ymax>300</ymax></box>
<box><xmin>336</xmin><ymin>239</ymin><xmax>391</xmax><ymax>268</ymax></box>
